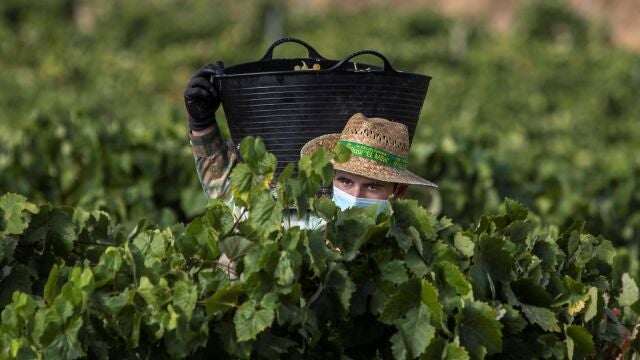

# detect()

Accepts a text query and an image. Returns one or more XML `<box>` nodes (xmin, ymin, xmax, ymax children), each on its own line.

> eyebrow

<box><xmin>337</xmin><ymin>176</ymin><xmax>384</xmax><ymax>187</ymax></box>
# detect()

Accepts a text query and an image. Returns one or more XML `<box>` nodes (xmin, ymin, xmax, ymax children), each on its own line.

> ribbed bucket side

<box><xmin>221</xmin><ymin>72</ymin><xmax>429</xmax><ymax>174</ymax></box>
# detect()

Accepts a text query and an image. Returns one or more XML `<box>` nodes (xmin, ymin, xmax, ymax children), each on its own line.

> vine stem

<box><xmin>76</xmin><ymin>240</ymin><xmax>115</xmax><ymax>246</ymax></box>
<box><xmin>224</xmin><ymin>207</ymin><xmax>248</xmax><ymax>237</ymax></box>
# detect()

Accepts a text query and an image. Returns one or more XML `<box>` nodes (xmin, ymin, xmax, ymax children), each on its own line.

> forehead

<box><xmin>334</xmin><ymin>170</ymin><xmax>390</xmax><ymax>186</ymax></box>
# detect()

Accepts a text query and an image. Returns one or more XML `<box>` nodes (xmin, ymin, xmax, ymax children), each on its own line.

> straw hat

<box><xmin>300</xmin><ymin>113</ymin><xmax>437</xmax><ymax>187</ymax></box>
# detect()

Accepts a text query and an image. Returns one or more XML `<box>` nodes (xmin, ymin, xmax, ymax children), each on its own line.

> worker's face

<box><xmin>333</xmin><ymin>170</ymin><xmax>407</xmax><ymax>200</ymax></box>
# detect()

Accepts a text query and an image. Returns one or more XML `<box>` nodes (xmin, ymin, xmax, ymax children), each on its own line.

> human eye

<box><xmin>338</xmin><ymin>178</ymin><xmax>353</xmax><ymax>187</ymax></box>
<box><xmin>367</xmin><ymin>184</ymin><xmax>382</xmax><ymax>192</ymax></box>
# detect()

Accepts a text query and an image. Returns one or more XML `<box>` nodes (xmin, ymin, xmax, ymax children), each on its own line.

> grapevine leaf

<box><xmin>239</xmin><ymin>136</ymin><xmax>277</xmax><ymax>177</ymax></box>
<box><xmin>234</xmin><ymin>299</ymin><xmax>276</xmax><ymax>342</ymax></box>
<box><xmin>521</xmin><ymin>304</ymin><xmax>560</xmax><ymax>332</ymax></box>
<box><xmin>254</xmin><ymin>332</ymin><xmax>297</xmax><ymax>359</ymax></box>
<box><xmin>215</xmin><ymin>320</ymin><xmax>252</xmax><ymax>358</ymax></box>
<box><xmin>532</xmin><ymin>240</ymin><xmax>561</xmax><ymax>272</ymax></box>
<box><xmin>389</xmin><ymin>200</ymin><xmax>436</xmax><ymax>252</ymax></box>
<box><xmin>246</xmin><ymin>190</ymin><xmax>283</xmax><ymax>241</ymax></box>
<box><xmin>435</xmin><ymin>216</ymin><xmax>455</xmax><ymax>232</ymax></box>
<box><xmin>510</xmin><ymin>278</ymin><xmax>552</xmax><ymax>307</ymax></box>
<box><xmin>0</xmin><ymin>208</ymin><xmax>5</xmax><ymax>233</ymax></box>
<box><xmin>444</xmin><ymin>343</ymin><xmax>471</xmax><ymax>360</ymax></box>
<box><xmin>312</xmin><ymin>196</ymin><xmax>337</xmax><ymax>221</ymax></box>
<box><xmin>332</xmin><ymin>142</ymin><xmax>352</xmax><ymax>163</ymax></box>
<box><xmin>332</xmin><ymin>213</ymin><xmax>376</xmax><ymax>260</ymax></box>
<box><xmin>380</xmin><ymin>278</ymin><xmax>421</xmax><ymax>324</ymax></box>
<box><xmin>130</xmin><ymin>311</ymin><xmax>143</xmax><ymax>349</ymax></box>
<box><xmin>505</xmin><ymin>198</ymin><xmax>528</xmax><ymax>221</ymax></box>
<box><xmin>584</xmin><ymin>287</ymin><xmax>598</xmax><ymax>322</ymax></box>
<box><xmin>537</xmin><ymin>334</ymin><xmax>565</xmax><ymax>359</ymax></box>
<box><xmin>219</xmin><ymin>236</ymin><xmax>255</xmax><ymax>260</ymax></box>
<box><xmin>178</xmin><ymin>216</ymin><xmax>218</xmax><ymax>261</ymax></box>
<box><xmin>380</xmin><ymin>260</ymin><xmax>409</xmax><ymax>285</ymax></box>
<box><xmin>261</xmin><ymin>292</ymin><xmax>279</xmax><ymax>310</ymax></box>
<box><xmin>42</xmin><ymin>315</ymin><xmax>85</xmax><ymax>360</ymax></box>
<box><xmin>423</xmin><ymin>338</ymin><xmax>447</xmax><ymax>359</ymax></box>
<box><xmin>229</xmin><ymin>163</ymin><xmax>254</xmax><ymax>207</ymax></box>
<box><xmin>454</xmin><ymin>232</ymin><xmax>474</xmax><ymax>257</ymax></box>
<box><xmin>205</xmin><ymin>284</ymin><xmax>242</xmax><ymax>317</ymax></box>
<box><xmin>504</xmin><ymin>220</ymin><xmax>531</xmax><ymax>243</ymax></box>
<box><xmin>594</xmin><ymin>239</ymin><xmax>616</xmax><ymax>265</ymax></box>
<box><xmin>203</xmin><ymin>199</ymin><xmax>236</xmax><ymax>235</ymax></box>
<box><xmin>500</xmin><ymin>305</ymin><xmax>527</xmax><ymax>335</ymax></box>
<box><xmin>421</xmin><ymin>279</ymin><xmax>444</xmax><ymax>329</ymax></box>
<box><xmin>282</xmin><ymin>177</ymin><xmax>309</xmax><ymax>218</ymax></box>
<box><xmin>567</xmin><ymin>233</ymin><xmax>600</xmax><ymax>269</ymax></box>
<box><xmin>404</xmin><ymin>251</ymin><xmax>428</xmax><ymax>277</ymax></box>
<box><xmin>619</xmin><ymin>272</ymin><xmax>639</xmax><ymax>307</ymax></box>
<box><xmin>390</xmin><ymin>304</ymin><xmax>435</xmax><ymax>360</ymax></box>
<box><xmin>310</xmin><ymin>263</ymin><xmax>356</xmax><ymax>322</ymax></box>
<box><xmin>437</xmin><ymin>261</ymin><xmax>472</xmax><ymax>296</ymax></box>
<box><xmin>131</xmin><ymin>231</ymin><xmax>168</xmax><ymax>272</ymax></box>
<box><xmin>0</xmin><ymin>193</ymin><xmax>38</xmax><ymax>235</ymax></box>
<box><xmin>243</xmin><ymin>241</ymin><xmax>279</xmax><ymax>277</ymax></box>
<box><xmin>423</xmin><ymin>338</ymin><xmax>471</xmax><ymax>360</ymax></box>
<box><xmin>274</xmin><ymin>250</ymin><xmax>296</xmax><ymax>286</ymax></box>
<box><xmin>137</xmin><ymin>276</ymin><xmax>157</xmax><ymax>308</ymax></box>
<box><xmin>1</xmin><ymin>292</ymin><xmax>36</xmax><ymax>331</ymax></box>
<box><xmin>44</xmin><ymin>264</ymin><xmax>60</xmax><ymax>305</ymax></box>
<box><xmin>304</xmin><ymin>230</ymin><xmax>338</xmax><ymax>277</ymax></box>
<box><xmin>469</xmin><ymin>235</ymin><xmax>513</xmax><ymax>299</ymax></box>
<box><xmin>0</xmin><ymin>234</ymin><xmax>16</xmax><ymax>269</ymax></box>
<box><xmin>96</xmin><ymin>289</ymin><xmax>133</xmax><ymax>315</ymax></box>
<box><xmin>93</xmin><ymin>247</ymin><xmax>123</xmax><ymax>287</ymax></box>
<box><xmin>565</xmin><ymin>325</ymin><xmax>596</xmax><ymax>358</ymax></box>
<box><xmin>299</xmin><ymin>148</ymin><xmax>333</xmax><ymax>185</ymax></box>
<box><xmin>25</xmin><ymin>207</ymin><xmax>77</xmax><ymax>256</ymax></box>
<box><xmin>475</xmin><ymin>235</ymin><xmax>513</xmax><ymax>282</ymax></box>
<box><xmin>459</xmin><ymin>301</ymin><xmax>503</xmax><ymax>358</ymax></box>
<box><xmin>240</xmin><ymin>136</ymin><xmax>265</xmax><ymax>166</ymax></box>
<box><xmin>0</xmin><ymin>264</ymin><xmax>33</xmax><ymax>307</ymax></box>
<box><xmin>277</xmin><ymin>162</ymin><xmax>295</xmax><ymax>186</ymax></box>
<box><xmin>173</xmin><ymin>280</ymin><xmax>197</xmax><ymax>319</ymax></box>
<box><xmin>325</xmin><ymin>263</ymin><xmax>356</xmax><ymax>314</ymax></box>
<box><xmin>430</xmin><ymin>240</ymin><xmax>461</xmax><ymax>265</ymax></box>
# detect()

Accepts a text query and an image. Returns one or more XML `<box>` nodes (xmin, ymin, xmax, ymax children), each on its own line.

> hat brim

<box><xmin>301</xmin><ymin>134</ymin><xmax>438</xmax><ymax>188</ymax></box>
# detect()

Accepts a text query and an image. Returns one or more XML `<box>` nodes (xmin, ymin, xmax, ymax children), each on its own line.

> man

<box><xmin>185</xmin><ymin>63</ymin><xmax>436</xmax><ymax>276</ymax></box>
<box><xmin>185</xmin><ymin>63</ymin><xmax>436</xmax><ymax>210</ymax></box>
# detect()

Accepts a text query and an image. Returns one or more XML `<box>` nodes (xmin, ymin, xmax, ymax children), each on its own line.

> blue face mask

<box><xmin>332</xmin><ymin>185</ymin><xmax>388</xmax><ymax>213</ymax></box>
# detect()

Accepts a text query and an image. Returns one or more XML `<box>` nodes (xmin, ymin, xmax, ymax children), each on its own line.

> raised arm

<box><xmin>184</xmin><ymin>63</ymin><xmax>238</xmax><ymax>204</ymax></box>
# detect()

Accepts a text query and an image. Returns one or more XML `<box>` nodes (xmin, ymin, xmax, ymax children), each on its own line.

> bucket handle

<box><xmin>259</xmin><ymin>37</ymin><xmax>327</xmax><ymax>61</ymax></box>
<box><xmin>327</xmin><ymin>50</ymin><xmax>397</xmax><ymax>73</ymax></box>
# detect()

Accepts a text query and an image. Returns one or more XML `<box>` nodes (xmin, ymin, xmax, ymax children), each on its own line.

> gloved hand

<box><xmin>184</xmin><ymin>61</ymin><xmax>224</xmax><ymax>131</ymax></box>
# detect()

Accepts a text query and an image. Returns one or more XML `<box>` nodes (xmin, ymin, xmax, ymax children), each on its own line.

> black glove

<box><xmin>184</xmin><ymin>61</ymin><xmax>224</xmax><ymax>131</ymax></box>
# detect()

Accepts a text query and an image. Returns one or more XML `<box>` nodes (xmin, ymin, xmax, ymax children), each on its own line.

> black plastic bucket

<box><xmin>210</xmin><ymin>38</ymin><xmax>431</xmax><ymax>174</ymax></box>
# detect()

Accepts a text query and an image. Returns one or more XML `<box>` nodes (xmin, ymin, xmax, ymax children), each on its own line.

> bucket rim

<box><xmin>215</xmin><ymin>67</ymin><xmax>432</xmax><ymax>81</ymax></box>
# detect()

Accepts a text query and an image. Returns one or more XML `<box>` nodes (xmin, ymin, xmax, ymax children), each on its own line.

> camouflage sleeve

<box><xmin>189</xmin><ymin>127</ymin><xmax>238</xmax><ymax>203</ymax></box>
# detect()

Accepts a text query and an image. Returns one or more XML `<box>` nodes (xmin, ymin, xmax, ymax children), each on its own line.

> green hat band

<box><xmin>338</xmin><ymin>140</ymin><xmax>408</xmax><ymax>170</ymax></box>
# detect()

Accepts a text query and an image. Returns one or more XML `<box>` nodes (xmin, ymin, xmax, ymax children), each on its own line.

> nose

<box><xmin>341</xmin><ymin>184</ymin><xmax>363</xmax><ymax>198</ymax></box>
<box><xmin>353</xmin><ymin>184</ymin><xmax>367</xmax><ymax>198</ymax></box>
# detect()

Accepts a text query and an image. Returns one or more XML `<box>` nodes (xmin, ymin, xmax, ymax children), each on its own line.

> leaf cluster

<box><xmin>1</xmin><ymin>141</ymin><xmax>638</xmax><ymax>359</ymax></box>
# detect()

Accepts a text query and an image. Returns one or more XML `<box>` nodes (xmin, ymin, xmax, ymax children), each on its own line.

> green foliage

<box><xmin>515</xmin><ymin>0</ymin><xmax>589</xmax><ymax>46</ymax></box>
<box><xmin>0</xmin><ymin>0</ymin><xmax>637</xmax><ymax>257</ymax></box>
<box><xmin>1</xmin><ymin>143</ymin><xmax>638</xmax><ymax>359</ymax></box>
<box><xmin>0</xmin><ymin>1</ymin><xmax>639</xmax><ymax>358</ymax></box>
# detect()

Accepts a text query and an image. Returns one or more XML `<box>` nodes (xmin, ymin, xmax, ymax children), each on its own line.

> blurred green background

<box><xmin>1</xmin><ymin>0</ymin><xmax>639</xmax><ymax>252</ymax></box>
